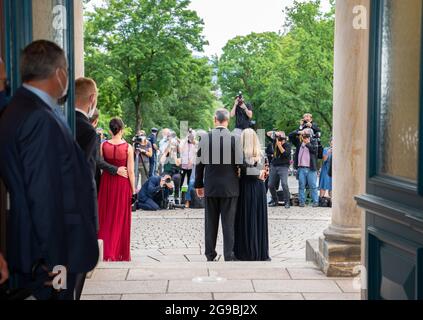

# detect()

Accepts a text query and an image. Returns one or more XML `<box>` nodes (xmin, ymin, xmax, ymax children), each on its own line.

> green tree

<box><xmin>84</xmin><ymin>0</ymin><xmax>209</xmax><ymax>132</ymax></box>
<box><xmin>217</xmin><ymin>0</ymin><xmax>334</xmax><ymax>144</ymax></box>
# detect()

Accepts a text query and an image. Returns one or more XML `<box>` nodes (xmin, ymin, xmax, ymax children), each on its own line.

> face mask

<box><xmin>56</xmin><ymin>68</ymin><xmax>69</xmax><ymax>105</ymax></box>
<box><xmin>88</xmin><ymin>105</ymin><xmax>96</xmax><ymax>119</ymax></box>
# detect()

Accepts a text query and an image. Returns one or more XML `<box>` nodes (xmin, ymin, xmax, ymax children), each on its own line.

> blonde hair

<box><xmin>241</xmin><ymin>129</ymin><xmax>263</xmax><ymax>165</ymax></box>
<box><xmin>75</xmin><ymin>77</ymin><xmax>97</xmax><ymax>101</ymax></box>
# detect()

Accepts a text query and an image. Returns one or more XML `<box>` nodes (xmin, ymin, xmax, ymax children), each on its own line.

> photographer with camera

<box><xmin>289</xmin><ymin>128</ymin><xmax>320</xmax><ymax>207</ymax></box>
<box><xmin>133</xmin><ymin>130</ymin><xmax>153</xmax><ymax>189</ymax></box>
<box><xmin>230</xmin><ymin>92</ymin><xmax>253</xmax><ymax>135</ymax></box>
<box><xmin>266</xmin><ymin>130</ymin><xmax>292</xmax><ymax>209</ymax></box>
<box><xmin>148</xmin><ymin>128</ymin><xmax>159</xmax><ymax>177</ymax></box>
<box><xmin>137</xmin><ymin>174</ymin><xmax>174</xmax><ymax>211</ymax></box>
<box><xmin>160</xmin><ymin>131</ymin><xmax>183</xmax><ymax>205</ymax></box>
<box><xmin>299</xmin><ymin>113</ymin><xmax>321</xmax><ymax>136</ymax></box>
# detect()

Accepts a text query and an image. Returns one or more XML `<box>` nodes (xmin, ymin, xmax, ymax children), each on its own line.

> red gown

<box><xmin>98</xmin><ymin>141</ymin><xmax>132</xmax><ymax>261</ymax></box>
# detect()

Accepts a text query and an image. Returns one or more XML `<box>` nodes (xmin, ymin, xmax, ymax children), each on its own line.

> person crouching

<box><xmin>137</xmin><ymin>174</ymin><xmax>174</xmax><ymax>211</ymax></box>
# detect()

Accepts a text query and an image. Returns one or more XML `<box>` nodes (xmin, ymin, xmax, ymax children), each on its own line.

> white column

<box><xmin>307</xmin><ymin>0</ymin><xmax>369</xmax><ymax>277</ymax></box>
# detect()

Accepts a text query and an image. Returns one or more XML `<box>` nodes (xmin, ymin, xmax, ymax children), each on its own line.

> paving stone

<box><xmin>214</xmin><ymin>293</ymin><xmax>304</xmax><ymax>300</ymax></box>
<box><xmin>208</xmin><ymin>268</ymin><xmax>291</xmax><ymax>280</ymax></box>
<box><xmin>336</xmin><ymin>279</ymin><xmax>361</xmax><ymax>293</ymax></box>
<box><xmin>253</xmin><ymin>280</ymin><xmax>342</xmax><ymax>293</ymax></box>
<box><xmin>303</xmin><ymin>293</ymin><xmax>361</xmax><ymax>300</ymax></box>
<box><xmin>122</xmin><ymin>293</ymin><xmax>213</xmax><ymax>300</ymax></box>
<box><xmin>185</xmin><ymin>255</ymin><xmax>208</xmax><ymax>262</ymax></box>
<box><xmin>81</xmin><ymin>295</ymin><xmax>122</xmax><ymax>300</ymax></box>
<box><xmin>90</xmin><ymin>269</ymin><xmax>129</xmax><ymax>281</ymax></box>
<box><xmin>127</xmin><ymin>268</ymin><xmax>208</xmax><ymax>281</ymax></box>
<box><xmin>287</xmin><ymin>268</ymin><xmax>344</xmax><ymax>280</ymax></box>
<box><xmin>168</xmin><ymin>280</ymin><xmax>254</xmax><ymax>293</ymax></box>
<box><xmin>160</xmin><ymin>248</ymin><xmax>201</xmax><ymax>255</ymax></box>
<box><xmin>83</xmin><ymin>280</ymin><xmax>168</xmax><ymax>295</ymax></box>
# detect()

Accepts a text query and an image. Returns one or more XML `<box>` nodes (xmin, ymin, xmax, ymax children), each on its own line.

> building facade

<box><xmin>0</xmin><ymin>0</ymin><xmax>422</xmax><ymax>300</ymax></box>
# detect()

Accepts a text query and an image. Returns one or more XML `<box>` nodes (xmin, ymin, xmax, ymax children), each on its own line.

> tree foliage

<box><xmin>84</xmin><ymin>0</ymin><xmax>216</xmax><ymax>135</ymax></box>
<box><xmin>218</xmin><ymin>0</ymin><xmax>334</xmax><ymax>144</ymax></box>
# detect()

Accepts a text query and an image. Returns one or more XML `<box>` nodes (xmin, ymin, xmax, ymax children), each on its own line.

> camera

<box><xmin>164</xmin><ymin>177</ymin><xmax>172</xmax><ymax>184</ymax></box>
<box><xmin>272</xmin><ymin>129</ymin><xmax>286</xmax><ymax>142</ymax></box>
<box><xmin>132</xmin><ymin>134</ymin><xmax>147</xmax><ymax>151</ymax></box>
<box><xmin>237</xmin><ymin>91</ymin><xmax>244</xmax><ymax>106</ymax></box>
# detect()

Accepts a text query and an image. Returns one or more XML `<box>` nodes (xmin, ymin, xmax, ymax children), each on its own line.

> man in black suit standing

<box><xmin>0</xmin><ymin>40</ymin><xmax>99</xmax><ymax>300</ymax></box>
<box><xmin>195</xmin><ymin>109</ymin><xmax>242</xmax><ymax>262</ymax></box>
<box><xmin>73</xmin><ymin>77</ymin><xmax>102</xmax><ymax>300</ymax></box>
<box><xmin>75</xmin><ymin>77</ymin><xmax>99</xmax><ymax>178</ymax></box>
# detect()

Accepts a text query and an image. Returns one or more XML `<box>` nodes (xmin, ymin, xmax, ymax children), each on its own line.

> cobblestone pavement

<box><xmin>82</xmin><ymin>178</ymin><xmax>360</xmax><ymax>300</ymax></box>
<box><xmin>130</xmin><ymin>206</ymin><xmax>331</xmax><ymax>262</ymax></box>
<box><xmin>82</xmin><ymin>205</ymin><xmax>360</xmax><ymax>300</ymax></box>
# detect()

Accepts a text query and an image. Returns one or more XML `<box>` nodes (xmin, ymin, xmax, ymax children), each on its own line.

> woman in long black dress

<box><xmin>234</xmin><ymin>129</ymin><xmax>271</xmax><ymax>261</ymax></box>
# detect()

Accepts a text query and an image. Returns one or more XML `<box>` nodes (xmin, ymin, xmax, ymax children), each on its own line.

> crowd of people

<box><xmin>0</xmin><ymin>40</ymin><xmax>333</xmax><ymax>300</ymax></box>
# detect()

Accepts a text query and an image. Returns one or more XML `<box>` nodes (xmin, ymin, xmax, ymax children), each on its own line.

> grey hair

<box><xmin>215</xmin><ymin>108</ymin><xmax>230</xmax><ymax>123</ymax></box>
<box><xmin>20</xmin><ymin>40</ymin><xmax>67</xmax><ymax>82</ymax></box>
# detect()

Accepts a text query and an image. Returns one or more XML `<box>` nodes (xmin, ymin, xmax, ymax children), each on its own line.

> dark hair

<box><xmin>109</xmin><ymin>118</ymin><xmax>124</xmax><ymax>136</ymax></box>
<box><xmin>20</xmin><ymin>40</ymin><xmax>67</xmax><ymax>82</ymax></box>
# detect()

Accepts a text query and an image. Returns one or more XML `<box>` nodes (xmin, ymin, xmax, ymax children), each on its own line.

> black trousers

<box><xmin>11</xmin><ymin>272</ymin><xmax>78</xmax><ymax>300</ymax></box>
<box><xmin>180</xmin><ymin>169</ymin><xmax>192</xmax><ymax>187</ymax></box>
<box><xmin>205</xmin><ymin>197</ymin><xmax>238</xmax><ymax>261</ymax></box>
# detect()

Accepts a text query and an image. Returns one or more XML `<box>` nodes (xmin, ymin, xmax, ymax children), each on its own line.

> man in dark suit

<box><xmin>195</xmin><ymin>109</ymin><xmax>242</xmax><ymax>262</ymax></box>
<box><xmin>0</xmin><ymin>40</ymin><xmax>99</xmax><ymax>300</ymax></box>
<box><xmin>73</xmin><ymin>77</ymin><xmax>102</xmax><ymax>300</ymax></box>
<box><xmin>75</xmin><ymin>78</ymin><xmax>99</xmax><ymax>177</ymax></box>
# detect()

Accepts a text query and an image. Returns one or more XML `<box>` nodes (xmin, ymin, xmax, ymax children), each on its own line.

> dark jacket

<box><xmin>194</xmin><ymin>128</ymin><xmax>241</xmax><ymax>198</ymax></box>
<box><xmin>0</xmin><ymin>87</ymin><xmax>99</xmax><ymax>274</ymax></box>
<box><xmin>94</xmin><ymin>134</ymin><xmax>118</xmax><ymax>190</ymax></box>
<box><xmin>75</xmin><ymin>111</ymin><xmax>97</xmax><ymax>177</ymax></box>
<box><xmin>289</xmin><ymin>130</ymin><xmax>319</xmax><ymax>172</ymax></box>
<box><xmin>0</xmin><ymin>90</ymin><xmax>8</xmax><ymax>112</ymax></box>
<box><xmin>271</xmin><ymin>141</ymin><xmax>292</xmax><ymax>167</ymax></box>
<box><xmin>138</xmin><ymin>176</ymin><xmax>173</xmax><ymax>200</ymax></box>
<box><xmin>299</xmin><ymin>121</ymin><xmax>321</xmax><ymax>136</ymax></box>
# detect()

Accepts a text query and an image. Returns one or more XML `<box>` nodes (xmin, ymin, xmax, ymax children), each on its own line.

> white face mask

<box><xmin>56</xmin><ymin>68</ymin><xmax>69</xmax><ymax>104</ymax></box>
<box><xmin>88</xmin><ymin>105</ymin><xmax>96</xmax><ymax>118</ymax></box>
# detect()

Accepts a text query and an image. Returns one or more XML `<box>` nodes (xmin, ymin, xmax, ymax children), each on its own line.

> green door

<box><xmin>0</xmin><ymin>0</ymin><xmax>76</xmax><ymax>258</ymax></box>
<box><xmin>356</xmin><ymin>0</ymin><xmax>423</xmax><ymax>300</ymax></box>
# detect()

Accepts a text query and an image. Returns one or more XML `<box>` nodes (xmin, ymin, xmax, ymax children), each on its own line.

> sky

<box><xmin>87</xmin><ymin>0</ymin><xmax>331</xmax><ymax>57</ymax></box>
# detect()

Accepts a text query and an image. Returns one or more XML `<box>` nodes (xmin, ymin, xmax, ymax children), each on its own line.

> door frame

<box><xmin>356</xmin><ymin>0</ymin><xmax>423</xmax><ymax>300</ymax></box>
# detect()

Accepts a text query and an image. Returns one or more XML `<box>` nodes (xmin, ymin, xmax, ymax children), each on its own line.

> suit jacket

<box><xmin>194</xmin><ymin>128</ymin><xmax>241</xmax><ymax>198</ymax></box>
<box><xmin>289</xmin><ymin>130</ymin><xmax>319</xmax><ymax>171</ymax></box>
<box><xmin>75</xmin><ymin>111</ymin><xmax>97</xmax><ymax>177</ymax></box>
<box><xmin>138</xmin><ymin>176</ymin><xmax>172</xmax><ymax>200</ymax></box>
<box><xmin>0</xmin><ymin>87</ymin><xmax>99</xmax><ymax>274</ymax></box>
<box><xmin>94</xmin><ymin>134</ymin><xmax>118</xmax><ymax>190</ymax></box>
<box><xmin>0</xmin><ymin>90</ymin><xmax>8</xmax><ymax>112</ymax></box>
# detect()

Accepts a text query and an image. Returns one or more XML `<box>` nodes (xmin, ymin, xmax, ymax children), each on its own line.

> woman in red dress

<box><xmin>98</xmin><ymin>118</ymin><xmax>136</xmax><ymax>261</ymax></box>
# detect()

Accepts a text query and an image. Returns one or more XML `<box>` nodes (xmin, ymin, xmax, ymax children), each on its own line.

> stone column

<box><xmin>306</xmin><ymin>0</ymin><xmax>369</xmax><ymax>277</ymax></box>
<box><xmin>74</xmin><ymin>0</ymin><xmax>84</xmax><ymax>78</ymax></box>
<box><xmin>32</xmin><ymin>0</ymin><xmax>84</xmax><ymax>77</ymax></box>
